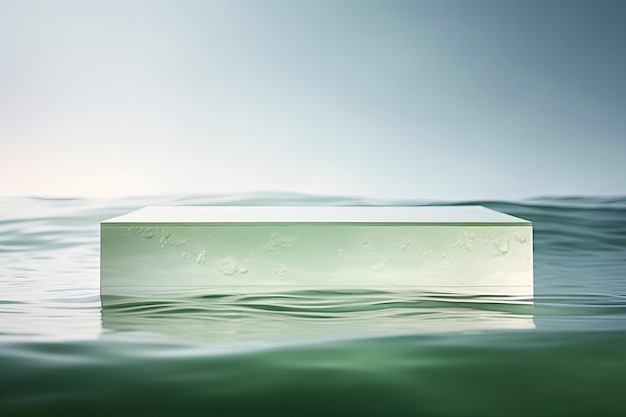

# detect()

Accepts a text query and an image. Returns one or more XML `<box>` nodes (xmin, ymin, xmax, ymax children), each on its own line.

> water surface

<box><xmin>1</xmin><ymin>194</ymin><xmax>625</xmax><ymax>416</ymax></box>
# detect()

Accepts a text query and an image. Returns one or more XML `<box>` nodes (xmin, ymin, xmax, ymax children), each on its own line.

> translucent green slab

<box><xmin>100</xmin><ymin>206</ymin><xmax>533</xmax><ymax>296</ymax></box>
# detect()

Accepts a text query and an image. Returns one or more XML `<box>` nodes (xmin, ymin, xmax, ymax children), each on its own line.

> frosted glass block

<box><xmin>100</xmin><ymin>206</ymin><xmax>533</xmax><ymax>296</ymax></box>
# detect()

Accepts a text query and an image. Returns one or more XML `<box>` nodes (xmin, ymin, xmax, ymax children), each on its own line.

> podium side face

<box><xmin>100</xmin><ymin>206</ymin><xmax>533</xmax><ymax>296</ymax></box>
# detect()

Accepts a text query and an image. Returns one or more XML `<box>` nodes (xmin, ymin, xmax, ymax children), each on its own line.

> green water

<box><xmin>1</xmin><ymin>194</ymin><xmax>625</xmax><ymax>416</ymax></box>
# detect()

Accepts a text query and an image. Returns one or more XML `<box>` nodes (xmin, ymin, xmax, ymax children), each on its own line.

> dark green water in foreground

<box><xmin>1</xmin><ymin>194</ymin><xmax>625</xmax><ymax>416</ymax></box>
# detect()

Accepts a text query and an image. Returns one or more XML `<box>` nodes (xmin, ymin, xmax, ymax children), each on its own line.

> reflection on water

<box><xmin>101</xmin><ymin>289</ymin><xmax>534</xmax><ymax>344</ymax></box>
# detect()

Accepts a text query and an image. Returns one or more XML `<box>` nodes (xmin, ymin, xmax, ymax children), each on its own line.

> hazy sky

<box><xmin>1</xmin><ymin>0</ymin><xmax>624</xmax><ymax>200</ymax></box>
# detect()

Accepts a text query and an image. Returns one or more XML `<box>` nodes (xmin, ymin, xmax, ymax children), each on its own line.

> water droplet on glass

<box><xmin>196</xmin><ymin>250</ymin><xmax>207</xmax><ymax>265</ymax></box>
<box><xmin>273</xmin><ymin>265</ymin><xmax>287</xmax><ymax>279</ymax></box>
<box><xmin>216</xmin><ymin>256</ymin><xmax>237</xmax><ymax>276</ymax></box>
<box><xmin>238</xmin><ymin>259</ymin><xmax>250</xmax><ymax>274</ymax></box>
<box><xmin>494</xmin><ymin>239</ymin><xmax>510</xmax><ymax>256</ymax></box>
<box><xmin>262</xmin><ymin>232</ymin><xmax>295</xmax><ymax>251</ymax></box>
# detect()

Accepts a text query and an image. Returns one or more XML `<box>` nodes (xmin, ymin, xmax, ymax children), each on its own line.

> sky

<box><xmin>1</xmin><ymin>0</ymin><xmax>624</xmax><ymax>200</ymax></box>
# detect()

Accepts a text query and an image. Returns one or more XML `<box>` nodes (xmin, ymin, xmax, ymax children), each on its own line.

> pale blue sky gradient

<box><xmin>1</xmin><ymin>0</ymin><xmax>624</xmax><ymax>200</ymax></box>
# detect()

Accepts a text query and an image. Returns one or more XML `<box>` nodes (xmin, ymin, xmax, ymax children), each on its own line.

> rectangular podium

<box><xmin>100</xmin><ymin>206</ymin><xmax>533</xmax><ymax>296</ymax></box>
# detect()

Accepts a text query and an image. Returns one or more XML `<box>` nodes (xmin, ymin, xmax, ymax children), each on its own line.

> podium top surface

<box><xmin>102</xmin><ymin>206</ymin><xmax>531</xmax><ymax>226</ymax></box>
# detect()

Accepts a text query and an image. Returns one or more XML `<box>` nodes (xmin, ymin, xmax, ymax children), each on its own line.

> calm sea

<box><xmin>1</xmin><ymin>194</ymin><xmax>625</xmax><ymax>416</ymax></box>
